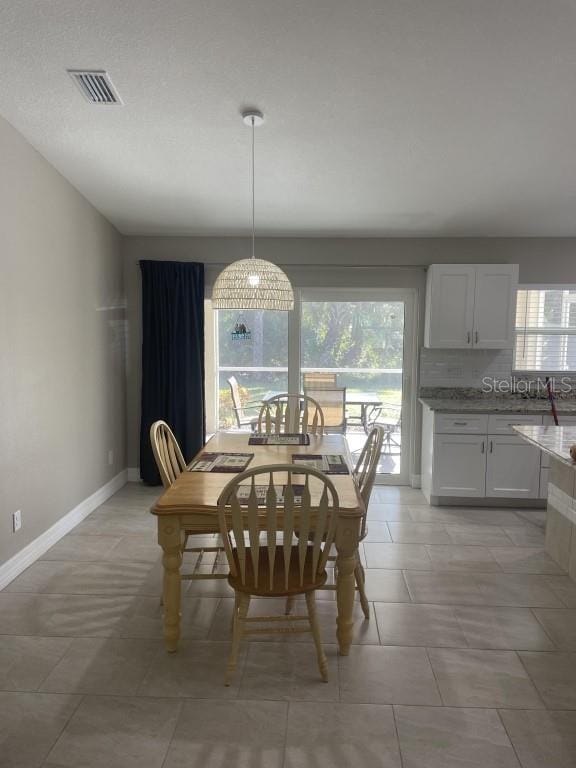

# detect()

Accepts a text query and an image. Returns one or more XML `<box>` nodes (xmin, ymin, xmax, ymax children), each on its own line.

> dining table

<box><xmin>151</xmin><ymin>430</ymin><xmax>365</xmax><ymax>656</ymax></box>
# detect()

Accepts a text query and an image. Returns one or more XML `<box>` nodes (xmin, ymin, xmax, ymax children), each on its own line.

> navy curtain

<box><xmin>139</xmin><ymin>260</ymin><xmax>205</xmax><ymax>484</ymax></box>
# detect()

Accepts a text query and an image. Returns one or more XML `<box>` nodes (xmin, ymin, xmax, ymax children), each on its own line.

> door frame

<box><xmin>293</xmin><ymin>287</ymin><xmax>418</xmax><ymax>485</ymax></box>
<box><xmin>206</xmin><ymin>288</ymin><xmax>419</xmax><ymax>485</ymax></box>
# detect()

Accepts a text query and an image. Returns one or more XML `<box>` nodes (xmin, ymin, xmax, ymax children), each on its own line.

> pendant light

<box><xmin>211</xmin><ymin>110</ymin><xmax>294</xmax><ymax>311</ymax></box>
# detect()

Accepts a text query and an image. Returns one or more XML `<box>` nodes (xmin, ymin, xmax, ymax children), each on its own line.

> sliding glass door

<box><xmin>300</xmin><ymin>290</ymin><xmax>414</xmax><ymax>484</ymax></box>
<box><xmin>214</xmin><ymin>309</ymin><xmax>288</xmax><ymax>430</ymax></box>
<box><xmin>209</xmin><ymin>288</ymin><xmax>416</xmax><ymax>484</ymax></box>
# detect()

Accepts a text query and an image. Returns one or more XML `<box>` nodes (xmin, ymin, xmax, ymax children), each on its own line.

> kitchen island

<box><xmin>514</xmin><ymin>425</ymin><xmax>576</xmax><ymax>582</ymax></box>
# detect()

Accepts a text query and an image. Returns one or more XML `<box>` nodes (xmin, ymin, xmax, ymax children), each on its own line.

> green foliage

<box><xmin>218</xmin><ymin>310</ymin><xmax>288</xmax><ymax>367</ymax></box>
<box><xmin>301</xmin><ymin>301</ymin><xmax>404</xmax><ymax>369</ymax></box>
<box><xmin>217</xmin><ymin>301</ymin><xmax>404</xmax><ymax>370</ymax></box>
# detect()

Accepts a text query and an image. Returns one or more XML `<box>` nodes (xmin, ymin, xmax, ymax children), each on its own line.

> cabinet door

<box><xmin>473</xmin><ymin>264</ymin><xmax>518</xmax><ymax>348</ymax></box>
<box><xmin>433</xmin><ymin>435</ymin><xmax>486</xmax><ymax>497</ymax></box>
<box><xmin>485</xmin><ymin>435</ymin><xmax>541</xmax><ymax>498</ymax></box>
<box><xmin>425</xmin><ymin>265</ymin><xmax>475</xmax><ymax>348</ymax></box>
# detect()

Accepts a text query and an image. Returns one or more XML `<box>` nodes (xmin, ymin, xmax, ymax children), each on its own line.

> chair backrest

<box><xmin>303</xmin><ymin>372</ymin><xmax>337</xmax><ymax>390</ymax></box>
<box><xmin>217</xmin><ymin>464</ymin><xmax>339</xmax><ymax>590</ymax></box>
<box><xmin>354</xmin><ymin>426</ymin><xmax>384</xmax><ymax>534</ymax></box>
<box><xmin>228</xmin><ymin>376</ymin><xmax>245</xmax><ymax>427</ymax></box>
<box><xmin>304</xmin><ymin>387</ymin><xmax>346</xmax><ymax>431</ymax></box>
<box><xmin>257</xmin><ymin>394</ymin><xmax>325</xmax><ymax>435</ymax></box>
<box><xmin>150</xmin><ymin>420</ymin><xmax>187</xmax><ymax>489</ymax></box>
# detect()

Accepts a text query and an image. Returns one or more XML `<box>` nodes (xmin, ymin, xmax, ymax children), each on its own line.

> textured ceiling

<box><xmin>2</xmin><ymin>0</ymin><xmax>576</xmax><ymax>235</ymax></box>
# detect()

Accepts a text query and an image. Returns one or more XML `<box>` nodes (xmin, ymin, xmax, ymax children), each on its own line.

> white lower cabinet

<box><xmin>422</xmin><ymin>407</ymin><xmax>547</xmax><ymax>504</ymax></box>
<box><xmin>433</xmin><ymin>434</ymin><xmax>486</xmax><ymax>497</ymax></box>
<box><xmin>485</xmin><ymin>435</ymin><xmax>541</xmax><ymax>498</ymax></box>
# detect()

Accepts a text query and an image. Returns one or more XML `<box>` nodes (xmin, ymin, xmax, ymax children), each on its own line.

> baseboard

<box><xmin>127</xmin><ymin>467</ymin><xmax>140</xmax><ymax>482</ymax></box>
<box><xmin>0</xmin><ymin>469</ymin><xmax>127</xmax><ymax>591</ymax></box>
<box><xmin>428</xmin><ymin>494</ymin><xmax>546</xmax><ymax>508</ymax></box>
<box><xmin>410</xmin><ymin>474</ymin><xmax>422</xmax><ymax>488</ymax></box>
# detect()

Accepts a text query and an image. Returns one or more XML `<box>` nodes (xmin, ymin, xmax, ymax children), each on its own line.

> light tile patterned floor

<box><xmin>1</xmin><ymin>482</ymin><xmax>576</xmax><ymax>767</ymax></box>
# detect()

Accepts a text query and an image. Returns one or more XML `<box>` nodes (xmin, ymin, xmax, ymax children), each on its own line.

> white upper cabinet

<box><xmin>473</xmin><ymin>265</ymin><xmax>518</xmax><ymax>348</ymax></box>
<box><xmin>424</xmin><ymin>263</ymin><xmax>518</xmax><ymax>349</ymax></box>
<box><xmin>425</xmin><ymin>265</ymin><xmax>476</xmax><ymax>348</ymax></box>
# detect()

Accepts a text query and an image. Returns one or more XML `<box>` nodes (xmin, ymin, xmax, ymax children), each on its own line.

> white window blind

<box><xmin>514</xmin><ymin>287</ymin><xmax>576</xmax><ymax>372</ymax></box>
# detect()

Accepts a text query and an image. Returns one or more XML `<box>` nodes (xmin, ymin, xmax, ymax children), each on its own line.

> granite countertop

<box><xmin>513</xmin><ymin>425</ymin><xmax>576</xmax><ymax>466</ymax></box>
<box><xmin>419</xmin><ymin>397</ymin><xmax>576</xmax><ymax>414</ymax></box>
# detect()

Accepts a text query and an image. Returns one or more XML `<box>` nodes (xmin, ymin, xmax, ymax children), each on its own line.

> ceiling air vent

<box><xmin>68</xmin><ymin>70</ymin><xmax>122</xmax><ymax>105</ymax></box>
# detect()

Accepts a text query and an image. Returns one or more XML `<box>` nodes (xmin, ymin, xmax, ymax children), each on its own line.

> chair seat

<box><xmin>228</xmin><ymin>545</ymin><xmax>327</xmax><ymax>597</ymax></box>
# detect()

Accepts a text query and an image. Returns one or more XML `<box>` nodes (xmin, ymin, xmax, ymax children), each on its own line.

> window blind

<box><xmin>514</xmin><ymin>288</ymin><xmax>576</xmax><ymax>372</ymax></box>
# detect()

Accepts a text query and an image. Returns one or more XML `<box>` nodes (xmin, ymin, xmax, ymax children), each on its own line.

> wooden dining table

<box><xmin>151</xmin><ymin>430</ymin><xmax>365</xmax><ymax>656</ymax></box>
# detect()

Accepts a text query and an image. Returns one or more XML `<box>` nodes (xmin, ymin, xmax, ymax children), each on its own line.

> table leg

<box><xmin>158</xmin><ymin>517</ymin><xmax>182</xmax><ymax>652</ymax></box>
<box><xmin>335</xmin><ymin>516</ymin><xmax>361</xmax><ymax>655</ymax></box>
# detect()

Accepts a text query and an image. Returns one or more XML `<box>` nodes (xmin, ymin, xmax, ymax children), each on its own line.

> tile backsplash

<box><xmin>419</xmin><ymin>348</ymin><xmax>514</xmax><ymax>388</ymax></box>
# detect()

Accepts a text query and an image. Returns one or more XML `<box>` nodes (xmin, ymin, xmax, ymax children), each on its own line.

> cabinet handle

<box><xmin>467</xmin><ymin>331</ymin><xmax>471</xmax><ymax>344</ymax></box>
<box><xmin>475</xmin><ymin>330</ymin><xmax>479</xmax><ymax>344</ymax></box>
<box><xmin>489</xmin><ymin>440</ymin><xmax>493</xmax><ymax>453</ymax></box>
<box><xmin>481</xmin><ymin>441</ymin><xmax>485</xmax><ymax>454</ymax></box>
<box><xmin>453</xmin><ymin>421</ymin><xmax>468</xmax><ymax>426</ymax></box>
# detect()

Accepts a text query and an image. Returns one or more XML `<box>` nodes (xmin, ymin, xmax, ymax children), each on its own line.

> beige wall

<box><xmin>3</xmin><ymin>111</ymin><xmax>574</xmax><ymax>564</ymax></box>
<box><xmin>0</xmin><ymin>116</ymin><xmax>126</xmax><ymax>565</ymax></box>
<box><xmin>123</xmin><ymin>236</ymin><xmax>576</xmax><ymax>472</ymax></box>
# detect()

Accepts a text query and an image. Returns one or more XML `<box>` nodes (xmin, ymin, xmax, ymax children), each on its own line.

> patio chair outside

<box><xmin>304</xmin><ymin>387</ymin><xmax>347</xmax><ymax>434</ymax></box>
<box><xmin>303</xmin><ymin>372</ymin><xmax>337</xmax><ymax>390</ymax></box>
<box><xmin>368</xmin><ymin>402</ymin><xmax>401</xmax><ymax>453</ymax></box>
<box><xmin>227</xmin><ymin>375</ymin><xmax>259</xmax><ymax>431</ymax></box>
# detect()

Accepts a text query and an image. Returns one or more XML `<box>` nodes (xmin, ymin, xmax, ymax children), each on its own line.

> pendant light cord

<box><xmin>251</xmin><ymin>116</ymin><xmax>255</xmax><ymax>259</ymax></box>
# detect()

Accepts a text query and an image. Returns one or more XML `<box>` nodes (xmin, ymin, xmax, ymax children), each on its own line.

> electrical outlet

<box><xmin>108</xmin><ymin>450</ymin><xmax>114</xmax><ymax>466</ymax></box>
<box><xmin>13</xmin><ymin>510</ymin><xmax>22</xmax><ymax>533</ymax></box>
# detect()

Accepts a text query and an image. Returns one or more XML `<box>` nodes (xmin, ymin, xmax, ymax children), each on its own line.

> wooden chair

<box><xmin>257</xmin><ymin>393</ymin><xmax>325</xmax><ymax>435</ymax></box>
<box><xmin>302</xmin><ymin>372</ymin><xmax>337</xmax><ymax>389</ymax></box>
<box><xmin>150</xmin><ymin>420</ymin><xmax>227</xmax><ymax>584</ymax></box>
<box><xmin>217</xmin><ymin>464</ymin><xmax>339</xmax><ymax>685</ymax></box>
<box><xmin>227</xmin><ymin>376</ymin><xmax>259</xmax><ymax>431</ymax></box>
<box><xmin>351</xmin><ymin>426</ymin><xmax>384</xmax><ymax>617</ymax></box>
<box><xmin>304</xmin><ymin>387</ymin><xmax>347</xmax><ymax>434</ymax></box>
<box><xmin>287</xmin><ymin>425</ymin><xmax>384</xmax><ymax>620</ymax></box>
<box><xmin>355</xmin><ymin>425</ymin><xmax>385</xmax><ymax>511</ymax></box>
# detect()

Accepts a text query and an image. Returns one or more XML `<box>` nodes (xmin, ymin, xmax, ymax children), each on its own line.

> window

<box><xmin>514</xmin><ymin>287</ymin><xmax>576</xmax><ymax>372</ymax></box>
<box><xmin>215</xmin><ymin>309</ymin><xmax>288</xmax><ymax>429</ymax></box>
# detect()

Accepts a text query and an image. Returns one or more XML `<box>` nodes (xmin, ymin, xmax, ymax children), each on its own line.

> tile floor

<box><xmin>1</xmin><ymin>483</ymin><xmax>576</xmax><ymax>767</ymax></box>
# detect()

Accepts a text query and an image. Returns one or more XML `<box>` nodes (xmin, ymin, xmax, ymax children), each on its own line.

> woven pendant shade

<box><xmin>211</xmin><ymin>257</ymin><xmax>294</xmax><ymax>310</ymax></box>
<box><xmin>211</xmin><ymin>109</ymin><xmax>294</xmax><ymax>311</ymax></box>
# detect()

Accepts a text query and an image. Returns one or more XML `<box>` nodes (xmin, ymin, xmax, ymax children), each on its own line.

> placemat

<box><xmin>291</xmin><ymin>454</ymin><xmax>350</xmax><ymax>474</ymax></box>
<box><xmin>188</xmin><ymin>452</ymin><xmax>254</xmax><ymax>473</ymax></box>
<box><xmin>248</xmin><ymin>433</ymin><xmax>311</xmax><ymax>446</ymax></box>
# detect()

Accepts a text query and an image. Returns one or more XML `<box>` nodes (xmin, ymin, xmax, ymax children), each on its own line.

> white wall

<box><xmin>123</xmin><ymin>235</ymin><xmax>576</xmax><ymax>473</ymax></box>
<box><xmin>0</xmin><ymin>115</ymin><xmax>126</xmax><ymax>565</ymax></box>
